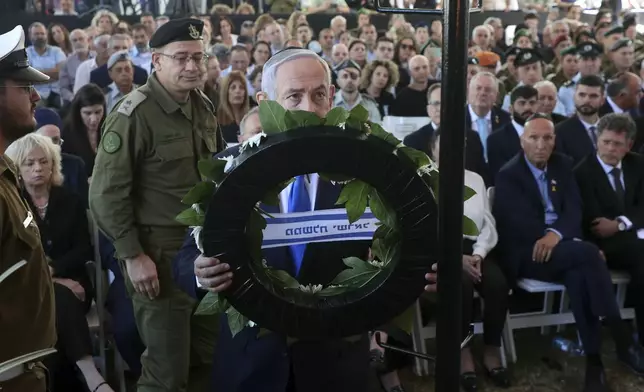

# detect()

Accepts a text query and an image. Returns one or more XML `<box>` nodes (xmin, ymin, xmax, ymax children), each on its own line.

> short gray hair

<box><xmin>534</xmin><ymin>80</ymin><xmax>557</xmax><ymax>92</ymax></box>
<box><xmin>260</xmin><ymin>48</ymin><xmax>331</xmax><ymax>100</ymax></box>
<box><xmin>239</xmin><ymin>106</ymin><xmax>260</xmax><ymax>136</ymax></box>
<box><xmin>597</xmin><ymin>113</ymin><xmax>637</xmax><ymax>140</ymax></box>
<box><xmin>108</xmin><ymin>34</ymin><xmax>130</xmax><ymax>49</ymax></box>
<box><xmin>5</xmin><ymin>134</ymin><xmax>64</xmax><ymax>187</ymax></box>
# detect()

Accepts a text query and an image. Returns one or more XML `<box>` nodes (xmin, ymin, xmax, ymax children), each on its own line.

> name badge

<box><xmin>23</xmin><ymin>211</ymin><xmax>33</xmax><ymax>228</ymax></box>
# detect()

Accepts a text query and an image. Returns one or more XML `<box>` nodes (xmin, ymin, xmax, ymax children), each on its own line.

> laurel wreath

<box><xmin>175</xmin><ymin>101</ymin><xmax>478</xmax><ymax>338</ymax></box>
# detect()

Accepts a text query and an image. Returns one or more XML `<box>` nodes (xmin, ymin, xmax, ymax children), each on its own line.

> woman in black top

<box><xmin>217</xmin><ymin>71</ymin><xmax>250</xmax><ymax>143</ymax></box>
<box><xmin>62</xmin><ymin>84</ymin><xmax>106</xmax><ymax>178</ymax></box>
<box><xmin>360</xmin><ymin>60</ymin><xmax>399</xmax><ymax>118</ymax></box>
<box><xmin>6</xmin><ymin>134</ymin><xmax>112</xmax><ymax>392</ymax></box>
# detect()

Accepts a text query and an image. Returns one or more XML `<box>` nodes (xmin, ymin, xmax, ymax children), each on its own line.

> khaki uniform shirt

<box><xmin>0</xmin><ymin>156</ymin><xmax>55</xmax><ymax>364</ymax></box>
<box><xmin>546</xmin><ymin>70</ymin><xmax>569</xmax><ymax>89</ymax></box>
<box><xmin>89</xmin><ymin>74</ymin><xmax>225</xmax><ymax>260</ymax></box>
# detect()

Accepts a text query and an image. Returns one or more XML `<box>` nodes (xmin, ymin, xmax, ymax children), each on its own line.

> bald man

<box><xmin>391</xmin><ymin>55</ymin><xmax>433</xmax><ymax>116</ymax></box>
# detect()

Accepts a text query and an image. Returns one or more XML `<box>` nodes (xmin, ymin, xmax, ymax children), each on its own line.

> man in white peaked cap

<box><xmin>0</xmin><ymin>26</ymin><xmax>56</xmax><ymax>392</ymax></box>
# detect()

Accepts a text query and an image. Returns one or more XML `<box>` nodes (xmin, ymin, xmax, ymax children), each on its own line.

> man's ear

<box><xmin>256</xmin><ymin>91</ymin><xmax>267</xmax><ymax>103</ymax></box>
<box><xmin>328</xmin><ymin>84</ymin><xmax>335</xmax><ymax>107</ymax></box>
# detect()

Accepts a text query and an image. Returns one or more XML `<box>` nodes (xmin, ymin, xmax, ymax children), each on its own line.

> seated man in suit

<box><xmin>555</xmin><ymin>75</ymin><xmax>604</xmax><ymax>166</ymax></box>
<box><xmin>404</xmin><ymin>84</ymin><xmax>489</xmax><ymax>184</ymax></box>
<box><xmin>600</xmin><ymin>72</ymin><xmax>641</xmax><ymax>117</ymax></box>
<box><xmin>487</xmin><ymin>85</ymin><xmax>538</xmax><ymax>180</ymax></box>
<box><xmin>574</xmin><ymin>113</ymin><xmax>644</xmax><ymax>346</ymax></box>
<box><xmin>89</xmin><ymin>34</ymin><xmax>149</xmax><ymax>89</ymax></box>
<box><xmin>493</xmin><ymin>113</ymin><xmax>644</xmax><ymax>391</ymax></box>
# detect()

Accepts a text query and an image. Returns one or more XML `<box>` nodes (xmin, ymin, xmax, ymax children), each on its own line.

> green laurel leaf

<box><xmin>331</xmin><ymin>267</ymin><xmax>379</xmax><ymax>288</ymax></box>
<box><xmin>319</xmin><ymin>173</ymin><xmax>355</xmax><ymax>183</ymax></box>
<box><xmin>318</xmin><ymin>285</ymin><xmax>350</xmax><ymax>296</ymax></box>
<box><xmin>463</xmin><ymin>215</ymin><xmax>479</xmax><ymax>237</ymax></box>
<box><xmin>349</xmin><ymin>105</ymin><xmax>369</xmax><ymax>123</ymax></box>
<box><xmin>335</xmin><ymin>180</ymin><xmax>372</xmax><ymax>224</ymax></box>
<box><xmin>176</xmin><ymin>207</ymin><xmax>205</xmax><ymax>227</ymax></box>
<box><xmin>247</xmin><ymin>208</ymin><xmax>267</xmax><ymax>263</ymax></box>
<box><xmin>198</xmin><ymin>159</ymin><xmax>228</xmax><ymax>183</ymax></box>
<box><xmin>342</xmin><ymin>256</ymin><xmax>378</xmax><ymax>270</ymax></box>
<box><xmin>259</xmin><ymin>100</ymin><xmax>288</xmax><ymax>134</ymax></box>
<box><xmin>226</xmin><ymin>307</ymin><xmax>249</xmax><ymax>338</ymax></box>
<box><xmin>398</xmin><ymin>146</ymin><xmax>431</xmax><ymax>169</ymax></box>
<box><xmin>285</xmin><ymin>110</ymin><xmax>324</xmax><ymax>128</ymax></box>
<box><xmin>369</xmin><ymin>189</ymin><xmax>397</xmax><ymax>229</ymax></box>
<box><xmin>369</xmin><ymin>122</ymin><xmax>401</xmax><ymax>147</ymax></box>
<box><xmin>265</xmin><ymin>268</ymin><xmax>301</xmax><ymax>289</ymax></box>
<box><xmin>182</xmin><ymin>181</ymin><xmax>216</xmax><ymax>205</ymax></box>
<box><xmin>346</xmin><ymin>116</ymin><xmax>365</xmax><ymax>132</ymax></box>
<box><xmin>257</xmin><ymin>328</ymin><xmax>273</xmax><ymax>338</ymax></box>
<box><xmin>464</xmin><ymin>185</ymin><xmax>476</xmax><ymax>202</ymax></box>
<box><xmin>195</xmin><ymin>291</ymin><xmax>230</xmax><ymax>316</ymax></box>
<box><xmin>324</xmin><ymin>107</ymin><xmax>350</xmax><ymax>126</ymax></box>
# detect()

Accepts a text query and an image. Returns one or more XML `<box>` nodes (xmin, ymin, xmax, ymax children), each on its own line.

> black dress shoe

<box><xmin>583</xmin><ymin>363</ymin><xmax>612</xmax><ymax>392</ymax></box>
<box><xmin>460</xmin><ymin>372</ymin><xmax>478</xmax><ymax>392</ymax></box>
<box><xmin>617</xmin><ymin>344</ymin><xmax>644</xmax><ymax>376</ymax></box>
<box><xmin>486</xmin><ymin>367</ymin><xmax>511</xmax><ymax>388</ymax></box>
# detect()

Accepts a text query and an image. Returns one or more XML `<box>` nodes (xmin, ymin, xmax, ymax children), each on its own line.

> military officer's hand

<box><xmin>194</xmin><ymin>255</ymin><xmax>233</xmax><ymax>293</ymax></box>
<box><xmin>125</xmin><ymin>254</ymin><xmax>160</xmax><ymax>300</ymax></box>
<box><xmin>424</xmin><ymin>263</ymin><xmax>438</xmax><ymax>293</ymax></box>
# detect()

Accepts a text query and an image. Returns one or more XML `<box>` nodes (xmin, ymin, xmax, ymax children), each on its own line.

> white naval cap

<box><xmin>0</xmin><ymin>26</ymin><xmax>49</xmax><ymax>83</ymax></box>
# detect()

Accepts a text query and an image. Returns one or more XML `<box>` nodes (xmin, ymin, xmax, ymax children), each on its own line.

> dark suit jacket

<box><xmin>25</xmin><ymin>186</ymin><xmax>93</xmax><ymax>290</ymax></box>
<box><xmin>554</xmin><ymin>116</ymin><xmax>595</xmax><ymax>166</ymax></box>
<box><xmin>573</xmin><ymin>152</ymin><xmax>644</xmax><ymax>255</ymax></box>
<box><xmin>465</xmin><ymin>106</ymin><xmax>511</xmax><ymax>133</ymax></box>
<box><xmin>61</xmin><ymin>152</ymin><xmax>88</xmax><ymax>206</ymax></box>
<box><xmin>62</xmin><ymin>127</ymin><xmax>100</xmax><ymax>177</ymax></box>
<box><xmin>493</xmin><ymin>152</ymin><xmax>583</xmax><ymax>281</ymax></box>
<box><xmin>487</xmin><ymin>122</ymin><xmax>521</xmax><ymax>181</ymax></box>
<box><xmin>403</xmin><ymin>124</ymin><xmax>490</xmax><ymax>185</ymax></box>
<box><xmin>89</xmin><ymin>63</ymin><xmax>148</xmax><ymax>90</ymax></box>
<box><xmin>550</xmin><ymin>112</ymin><xmax>568</xmax><ymax>125</ymax></box>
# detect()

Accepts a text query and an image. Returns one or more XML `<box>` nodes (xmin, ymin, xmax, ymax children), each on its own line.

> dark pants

<box><xmin>604</xmin><ymin>237</ymin><xmax>644</xmax><ymax>345</ymax></box>
<box><xmin>44</xmin><ymin>282</ymin><xmax>93</xmax><ymax>392</ymax></box>
<box><xmin>519</xmin><ymin>240</ymin><xmax>624</xmax><ymax>355</ymax></box>
<box><xmin>462</xmin><ymin>259</ymin><xmax>509</xmax><ymax>347</ymax></box>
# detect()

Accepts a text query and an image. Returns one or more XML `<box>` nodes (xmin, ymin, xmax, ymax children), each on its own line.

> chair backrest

<box><xmin>383</xmin><ymin>116</ymin><xmax>430</xmax><ymax>141</ymax></box>
<box><xmin>487</xmin><ymin>186</ymin><xmax>495</xmax><ymax>206</ymax></box>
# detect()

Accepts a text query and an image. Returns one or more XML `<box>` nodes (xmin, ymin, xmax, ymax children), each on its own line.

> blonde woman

<box><xmin>6</xmin><ymin>134</ymin><xmax>112</xmax><ymax>392</ymax></box>
<box><xmin>217</xmin><ymin>71</ymin><xmax>250</xmax><ymax>143</ymax></box>
<box><xmin>360</xmin><ymin>60</ymin><xmax>399</xmax><ymax>117</ymax></box>
<box><xmin>91</xmin><ymin>10</ymin><xmax>118</xmax><ymax>35</ymax></box>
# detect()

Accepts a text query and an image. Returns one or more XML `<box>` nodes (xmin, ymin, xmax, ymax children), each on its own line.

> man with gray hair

<box><xmin>74</xmin><ymin>34</ymin><xmax>111</xmax><ymax>94</ymax></box>
<box><xmin>90</xmin><ymin>34</ymin><xmax>149</xmax><ymax>90</ymax></box>
<box><xmin>534</xmin><ymin>80</ymin><xmax>567</xmax><ymax>124</ymax></box>
<box><xmin>59</xmin><ymin>29</ymin><xmax>93</xmax><ymax>104</ymax></box>
<box><xmin>105</xmin><ymin>51</ymin><xmax>136</xmax><ymax>113</ymax></box>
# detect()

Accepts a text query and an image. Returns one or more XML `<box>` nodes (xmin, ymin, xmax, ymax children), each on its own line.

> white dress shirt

<box><xmin>511</xmin><ymin>119</ymin><xmax>524</xmax><ymax>138</ymax></box>
<box><xmin>464</xmin><ymin>170</ymin><xmax>498</xmax><ymax>258</ymax></box>
<box><xmin>606</xmin><ymin>97</ymin><xmax>625</xmax><ymax>114</ymax></box>
<box><xmin>279</xmin><ymin>174</ymin><xmax>319</xmax><ymax>213</ymax></box>
<box><xmin>73</xmin><ymin>58</ymin><xmax>98</xmax><ymax>94</ymax></box>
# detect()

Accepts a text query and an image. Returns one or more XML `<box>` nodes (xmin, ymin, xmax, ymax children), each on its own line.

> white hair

<box><xmin>470</xmin><ymin>71</ymin><xmax>498</xmax><ymax>92</ymax></box>
<box><xmin>331</xmin><ymin>16</ymin><xmax>346</xmax><ymax>26</ymax></box>
<box><xmin>534</xmin><ymin>80</ymin><xmax>557</xmax><ymax>92</ymax></box>
<box><xmin>261</xmin><ymin>49</ymin><xmax>332</xmax><ymax>100</ymax></box>
<box><xmin>472</xmin><ymin>25</ymin><xmax>490</xmax><ymax>39</ymax></box>
<box><xmin>240</xmin><ymin>106</ymin><xmax>260</xmax><ymax>136</ymax></box>
<box><xmin>6</xmin><ymin>134</ymin><xmax>64</xmax><ymax>187</ymax></box>
<box><xmin>91</xmin><ymin>10</ymin><xmax>119</xmax><ymax>29</ymax></box>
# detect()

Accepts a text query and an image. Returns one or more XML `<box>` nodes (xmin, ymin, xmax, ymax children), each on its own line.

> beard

<box><xmin>0</xmin><ymin>105</ymin><xmax>36</xmax><ymax>145</ymax></box>
<box><xmin>512</xmin><ymin>110</ymin><xmax>533</xmax><ymax>126</ymax></box>
<box><xmin>575</xmin><ymin>104</ymin><xmax>599</xmax><ymax>116</ymax></box>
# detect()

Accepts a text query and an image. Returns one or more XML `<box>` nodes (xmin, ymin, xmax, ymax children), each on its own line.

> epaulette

<box><xmin>117</xmin><ymin>90</ymin><xmax>147</xmax><ymax>117</ymax></box>
<box><xmin>562</xmin><ymin>79</ymin><xmax>575</xmax><ymax>88</ymax></box>
<box><xmin>546</xmin><ymin>73</ymin><xmax>556</xmax><ymax>81</ymax></box>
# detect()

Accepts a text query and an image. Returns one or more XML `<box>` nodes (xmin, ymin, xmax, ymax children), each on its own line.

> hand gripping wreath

<box><xmin>177</xmin><ymin>102</ymin><xmax>478</xmax><ymax>340</ymax></box>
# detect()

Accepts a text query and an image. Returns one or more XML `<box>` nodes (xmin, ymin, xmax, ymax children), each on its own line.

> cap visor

<box><xmin>9</xmin><ymin>66</ymin><xmax>50</xmax><ymax>84</ymax></box>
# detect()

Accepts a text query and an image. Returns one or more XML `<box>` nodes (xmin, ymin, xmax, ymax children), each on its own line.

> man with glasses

<box><xmin>89</xmin><ymin>18</ymin><xmax>225</xmax><ymax>392</ymax></box>
<box><xmin>0</xmin><ymin>25</ymin><xmax>55</xmax><ymax>392</ymax></box>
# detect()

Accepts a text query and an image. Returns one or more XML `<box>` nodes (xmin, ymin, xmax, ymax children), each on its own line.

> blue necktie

<box><xmin>288</xmin><ymin>176</ymin><xmax>311</xmax><ymax>275</ymax></box>
<box><xmin>476</xmin><ymin>117</ymin><xmax>489</xmax><ymax>161</ymax></box>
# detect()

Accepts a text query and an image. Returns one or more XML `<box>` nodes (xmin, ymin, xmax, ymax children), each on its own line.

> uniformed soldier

<box><xmin>604</xmin><ymin>38</ymin><xmax>636</xmax><ymax>80</ymax></box>
<box><xmin>546</xmin><ymin>46</ymin><xmax>578</xmax><ymax>90</ymax></box>
<box><xmin>497</xmin><ymin>46</ymin><xmax>520</xmax><ymax>95</ymax></box>
<box><xmin>0</xmin><ymin>26</ymin><xmax>55</xmax><ymax>392</ymax></box>
<box><xmin>89</xmin><ymin>19</ymin><xmax>224</xmax><ymax>392</ymax></box>
<box><xmin>558</xmin><ymin>42</ymin><xmax>603</xmax><ymax>116</ymax></box>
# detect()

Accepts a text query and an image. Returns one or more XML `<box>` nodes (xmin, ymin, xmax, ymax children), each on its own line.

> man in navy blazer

<box><xmin>90</xmin><ymin>62</ymin><xmax>148</xmax><ymax>90</ymax></box>
<box><xmin>493</xmin><ymin>113</ymin><xmax>644</xmax><ymax>391</ymax></box>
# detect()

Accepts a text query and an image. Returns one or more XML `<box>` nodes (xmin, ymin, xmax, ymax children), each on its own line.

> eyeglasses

<box><xmin>0</xmin><ymin>84</ymin><xmax>36</xmax><ymax>94</ymax></box>
<box><xmin>158</xmin><ymin>52</ymin><xmax>208</xmax><ymax>66</ymax></box>
<box><xmin>50</xmin><ymin>136</ymin><xmax>64</xmax><ymax>146</ymax></box>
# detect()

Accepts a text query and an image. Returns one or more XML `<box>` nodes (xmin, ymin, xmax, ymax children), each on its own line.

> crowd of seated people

<box><xmin>11</xmin><ymin>4</ymin><xmax>644</xmax><ymax>392</ymax></box>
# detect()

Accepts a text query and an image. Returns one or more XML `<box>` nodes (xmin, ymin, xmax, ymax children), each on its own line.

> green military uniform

<box><xmin>0</xmin><ymin>25</ymin><xmax>55</xmax><ymax>392</ymax></box>
<box><xmin>89</xmin><ymin>19</ymin><xmax>224</xmax><ymax>392</ymax></box>
<box><xmin>546</xmin><ymin>70</ymin><xmax>568</xmax><ymax>89</ymax></box>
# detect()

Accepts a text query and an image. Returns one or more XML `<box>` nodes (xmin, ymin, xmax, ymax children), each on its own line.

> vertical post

<box><xmin>435</xmin><ymin>0</ymin><xmax>470</xmax><ymax>391</ymax></box>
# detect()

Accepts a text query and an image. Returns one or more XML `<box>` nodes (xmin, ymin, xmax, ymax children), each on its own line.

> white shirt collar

<box><xmin>596</xmin><ymin>154</ymin><xmax>622</xmax><ymax>175</ymax></box>
<box><xmin>468</xmin><ymin>104</ymin><xmax>492</xmax><ymax>122</ymax></box>
<box><xmin>606</xmin><ymin>96</ymin><xmax>625</xmax><ymax>113</ymax></box>
<box><xmin>511</xmin><ymin>120</ymin><xmax>524</xmax><ymax>137</ymax></box>
<box><xmin>578</xmin><ymin>117</ymin><xmax>599</xmax><ymax>130</ymax></box>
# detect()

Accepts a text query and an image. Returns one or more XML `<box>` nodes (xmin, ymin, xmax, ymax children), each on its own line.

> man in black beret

<box><xmin>498</xmin><ymin>46</ymin><xmax>521</xmax><ymax>95</ymax></box>
<box><xmin>89</xmin><ymin>17</ymin><xmax>225</xmax><ymax>392</ymax></box>
<box><xmin>558</xmin><ymin>42</ymin><xmax>604</xmax><ymax>116</ymax></box>
<box><xmin>0</xmin><ymin>25</ymin><xmax>55</xmax><ymax>392</ymax></box>
<box><xmin>605</xmin><ymin>38</ymin><xmax>635</xmax><ymax>80</ymax></box>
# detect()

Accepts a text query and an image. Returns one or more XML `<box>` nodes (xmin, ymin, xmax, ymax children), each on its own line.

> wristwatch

<box><xmin>617</xmin><ymin>218</ymin><xmax>627</xmax><ymax>232</ymax></box>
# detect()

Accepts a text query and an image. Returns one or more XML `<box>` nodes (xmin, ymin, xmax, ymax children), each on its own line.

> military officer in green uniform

<box><xmin>546</xmin><ymin>46</ymin><xmax>578</xmax><ymax>90</ymax></box>
<box><xmin>604</xmin><ymin>38</ymin><xmax>636</xmax><ymax>81</ymax></box>
<box><xmin>497</xmin><ymin>46</ymin><xmax>520</xmax><ymax>99</ymax></box>
<box><xmin>89</xmin><ymin>19</ymin><xmax>224</xmax><ymax>392</ymax></box>
<box><xmin>0</xmin><ymin>26</ymin><xmax>55</xmax><ymax>392</ymax></box>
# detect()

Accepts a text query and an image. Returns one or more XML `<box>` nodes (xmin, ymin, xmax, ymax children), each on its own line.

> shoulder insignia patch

<box><xmin>102</xmin><ymin>131</ymin><xmax>122</xmax><ymax>154</ymax></box>
<box><xmin>117</xmin><ymin>90</ymin><xmax>147</xmax><ymax>117</ymax></box>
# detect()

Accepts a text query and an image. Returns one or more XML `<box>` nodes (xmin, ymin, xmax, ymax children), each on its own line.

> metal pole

<box><xmin>435</xmin><ymin>0</ymin><xmax>470</xmax><ymax>390</ymax></box>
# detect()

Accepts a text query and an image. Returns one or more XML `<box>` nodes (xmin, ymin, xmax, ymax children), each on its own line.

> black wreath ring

<box><xmin>202</xmin><ymin>126</ymin><xmax>438</xmax><ymax>339</ymax></box>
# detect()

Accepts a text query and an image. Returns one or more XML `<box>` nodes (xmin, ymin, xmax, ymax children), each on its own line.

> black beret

<box><xmin>335</xmin><ymin>59</ymin><xmax>361</xmax><ymax>73</ymax></box>
<box><xmin>149</xmin><ymin>18</ymin><xmax>204</xmax><ymax>48</ymax></box>
<box><xmin>610</xmin><ymin>38</ymin><xmax>634</xmax><ymax>52</ymax></box>
<box><xmin>604</xmin><ymin>25</ymin><xmax>625</xmax><ymax>37</ymax></box>
<box><xmin>575</xmin><ymin>30</ymin><xmax>594</xmax><ymax>44</ymax></box>
<box><xmin>623</xmin><ymin>17</ymin><xmax>637</xmax><ymax>30</ymax></box>
<box><xmin>577</xmin><ymin>42</ymin><xmax>602</xmax><ymax>58</ymax></box>
<box><xmin>504</xmin><ymin>46</ymin><xmax>521</xmax><ymax>58</ymax></box>
<box><xmin>514</xmin><ymin>48</ymin><xmax>542</xmax><ymax>67</ymax></box>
